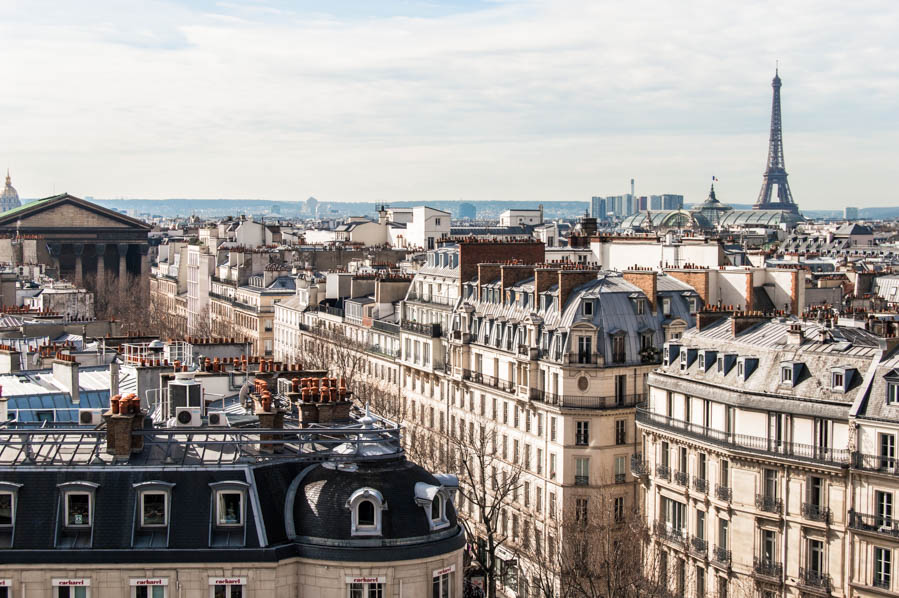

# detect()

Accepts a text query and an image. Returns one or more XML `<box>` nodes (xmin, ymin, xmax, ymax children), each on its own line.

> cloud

<box><xmin>1</xmin><ymin>0</ymin><xmax>897</xmax><ymax>208</ymax></box>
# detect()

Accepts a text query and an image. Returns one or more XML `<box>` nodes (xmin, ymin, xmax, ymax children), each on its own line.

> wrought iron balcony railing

<box><xmin>753</xmin><ymin>557</ymin><xmax>783</xmax><ymax>580</ymax></box>
<box><xmin>400</xmin><ymin>321</ymin><xmax>442</xmax><ymax>337</ymax></box>
<box><xmin>715</xmin><ymin>484</ymin><xmax>732</xmax><ymax>502</ymax></box>
<box><xmin>799</xmin><ymin>567</ymin><xmax>831</xmax><ymax>591</ymax></box>
<box><xmin>615</xmin><ymin>473</ymin><xmax>626</xmax><ymax>484</ymax></box>
<box><xmin>630</xmin><ymin>454</ymin><xmax>649</xmax><ymax>477</ymax></box>
<box><xmin>693</xmin><ymin>476</ymin><xmax>708</xmax><ymax>493</ymax></box>
<box><xmin>755</xmin><ymin>494</ymin><xmax>783</xmax><ymax>515</ymax></box>
<box><xmin>801</xmin><ymin>502</ymin><xmax>832</xmax><ymax>524</ymax></box>
<box><xmin>574</xmin><ymin>475</ymin><xmax>590</xmax><ymax>486</ymax></box>
<box><xmin>712</xmin><ymin>545</ymin><xmax>731</xmax><ymax>566</ymax></box>
<box><xmin>690</xmin><ymin>535</ymin><xmax>708</xmax><ymax>556</ymax></box>
<box><xmin>636</xmin><ymin>407</ymin><xmax>850</xmax><ymax>466</ymax></box>
<box><xmin>656</xmin><ymin>464</ymin><xmax>671</xmax><ymax>480</ymax></box>
<box><xmin>653</xmin><ymin>521</ymin><xmax>686</xmax><ymax>547</ymax></box>
<box><xmin>530</xmin><ymin>390</ymin><xmax>642</xmax><ymax>410</ymax></box>
<box><xmin>674</xmin><ymin>470</ymin><xmax>688</xmax><ymax>486</ymax></box>
<box><xmin>848</xmin><ymin>509</ymin><xmax>899</xmax><ymax>537</ymax></box>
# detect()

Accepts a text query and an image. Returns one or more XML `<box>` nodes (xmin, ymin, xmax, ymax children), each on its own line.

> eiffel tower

<box><xmin>754</xmin><ymin>68</ymin><xmax>799</xmax><ymax>213</ymax></box>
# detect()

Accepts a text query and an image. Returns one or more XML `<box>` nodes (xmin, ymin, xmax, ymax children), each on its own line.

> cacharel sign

<box><xmin>0</xmin><ymin>579</ymin><xmax>11</xmax><ymax>587</ymax></box>
<box><xmin>432</xmin><ymin>564</ymin><xmax>456</xmax><ymax>577</ymax></box>
<box><xmin>345</xmin><ymin>576</ymin><xmax>385</xmax><ymax>584</ymax></box>
<box><xmin>52</xmin><ymin>579</ymin><xmax>91</xmax><ymax>586</ymax></box>
<box><xmin>208</xmin><ymin>577</ymin><xmax>246</xmax><ymax>586</ymax></box>
<box><xmin>130</xmin><ymin>579</ymin><xmax>169</xmax><ymax>586</ymax></box>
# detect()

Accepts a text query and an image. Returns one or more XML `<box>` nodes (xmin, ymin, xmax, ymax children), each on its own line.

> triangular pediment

<box><xmin>0</xmin><ymin>194</ymin><xmax>150</xmax><ymax>230</ymax></box>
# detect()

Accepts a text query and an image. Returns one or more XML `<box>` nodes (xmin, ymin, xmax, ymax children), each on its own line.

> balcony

<box><xmin>693</xmin><ymin>477</ymin><xmax>709</xmax><ymax>493</ymax></box>
<box><xmin>567</xmin><ymin>352</ymin><xmax>600</xmax><ymax>366</ymax></box>
<box><xmin>690</xmin><ymin>535</ymin><xmax>708</xmax><ymax>557</ymax></box>
<box><xmin>574</xmin><ymin>475</ymin><xmax>589</xmax><ymax>486</ymax></box>
<box><xmin>636</xmin><ymin>407</ymin><xmax>851</xmax><ymax>467</ymax></box>
<box><xmin>405</xmin><ymin>291</ymin><xmax>457</xmax><ymax>307</ymax></box>
<box><xmin>801</xmin><ymin>502</ymin><xmax>832</xmax><ymax>524</ymax></box>
<box><xmin>712</xmin><ymin>545</ymin><xmax>731</xmax><ymax>567</ymax></box>
<box><xmin>753</xmin><ymin>557</ymin><xmax>783</xmax><ymax>581</ymax></box>
<box><xmin>530</xmin><ymin>389</ymin><xmax>642</xmax><ymax>410</ymax></box>
<box><xmin>400</xmin><ymin>321</ymin><xmax>442</xmax><ymax>337</ymax></box>
<box><xmin>461</xmin><ymin>370</ymin><xmax>516</xmax><ymax>394</ymax></box>
<box><xmin>848</xmin><ymin>510</ymin><xmax>899</xmax><ymax>537</ymax></box>
<box><xmin>674</xmin><ymin>470</ymin><xmax>688</xmax><ymax>486</ymax></box>
<box><xmin>630</xmin><ymin>454</ymin><xmax>649</xmax><ymax>477</ymax></box>
<box><xmin>755</xmin><ymin>494</ymin><xmax>783</xmax><ymax>515</ymax></box>
<box><xmin>366</xmin><ymin>344</ymin><xmax>400</xmax><ymax>359</ymax></box>
<box><xmin>799</xmin><ymin>567</ymin><xmax>832</xmax><ymax>593</ymax></box>
<box><xmin>653</xmin><ymin>521</ymin><xmax>686</xmax><ymax>547</ymax></box>
<box><xmin>372</xmin><ymin>320</ymin><xmax>400</xmax><ymax>335</ymax></box>
<box><xmin>615</xmin><ymin>473</ymin><xmax>626</xmax><ymax>484</ymax></box>
<box><xmin>656</xmin><ymin>464</ymin><xmax>671</xmax><ymax>481</ymax></box>
<box><xmin>715</xmin><ymin>484</ymin><xmax>732</xmax><ymax>502</ymax></box>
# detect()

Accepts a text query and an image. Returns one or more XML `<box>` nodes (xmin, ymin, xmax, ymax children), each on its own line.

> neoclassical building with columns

<box><xmin>0</xmin><ymin>193</ymin><xmax>150</xmax><ymax>298</ymax></box>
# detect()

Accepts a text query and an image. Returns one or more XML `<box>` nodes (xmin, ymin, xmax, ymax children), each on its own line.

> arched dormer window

<box><xmin>345</xmin><ymin>488</ymin><xmax>386</xmax><ymax>536</ymax></box>
<box><xmin>415</xmin><ymin>482</ymin><xmax>452</xmax><ymax>531</ymax></box>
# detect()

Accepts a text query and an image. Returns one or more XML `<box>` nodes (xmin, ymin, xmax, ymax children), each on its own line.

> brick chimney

<box><xmin>557</xmin><ymin>268</ymin><xmax>599</xmax><ymax>311</ymax></box>
<box><xmin>732</xmin><ymin>312</ymin><xmax>770</xmax><ymax>336</ymax></box>
<box><xmin>500</xmin><ymin>264</ymin><xmax>535</xmax><ymax>293</ymax></box>
<box><xmin>103</xmin><ymin>405</ymin><xmax>146</xmax><ymax>460</ymax></box>
<box><xmin>534</xmin><ymin>267</ymin><xmax>557</xmax><ymax>307</ymax></box>
<box><xmin>477</xmin><ymin>264</ymin><xmax>502</xmax><ymax>300</ymax></box>
<box><xmin>622</xmin><ymin>268</ymin><xmax>658</xmax><ymax>313</ymax></box>
<box><xmin>665</xmin><ymin>268</ymin><xmax>710</xmax><ymax>306</ymax></box>
<box><xmin>696</xmin><ymin>307</ymin><xmax>733</xmax><ymax>332</ymax></box>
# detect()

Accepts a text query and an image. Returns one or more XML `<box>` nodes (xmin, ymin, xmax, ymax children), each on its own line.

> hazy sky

<box><xmin>1</xmin><ymin>0</ymin><xmax>897</xmax><ymax>209</ymax></box>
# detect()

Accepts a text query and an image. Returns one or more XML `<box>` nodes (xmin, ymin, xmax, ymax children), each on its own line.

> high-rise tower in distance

<box><xmin>754</xmin><ymin>69</ymin><xmax>799</xmax><ymax>213</ymax></box>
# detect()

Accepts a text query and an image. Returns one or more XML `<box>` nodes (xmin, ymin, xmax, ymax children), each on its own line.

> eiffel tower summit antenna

<box><xmin>754</xmin><ymin>65</ymin><xmax>799</xmax><ymax>213</ymax></box>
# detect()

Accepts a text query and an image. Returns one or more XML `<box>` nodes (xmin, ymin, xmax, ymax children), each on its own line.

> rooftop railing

<box><xmin>462</xmin><ymin>370</ymin><xmax>516</xmax><ymax>394</ymax></box>
<box><xmin>400</xmin><ymin>321</ymin><xmax>442</xmax><ymax>337</ymax></box>
<box><xmin>636</xmin><ymin>407</ymin><xmax>850</xmax><ymax>467</ymax></box>
<box><xmin>0</xmin><ymin>418</ymin><xmax>403</xmax><ymax>467</ymax></box>
<box><xmin>531</xmin><ymin>390</ymin><xmax>641</xmax><ymax>410</ymax></box>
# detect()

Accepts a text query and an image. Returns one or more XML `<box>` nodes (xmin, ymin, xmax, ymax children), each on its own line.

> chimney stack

<box><xmin>53</xmin><ymin>356</ymin><xmax>80</xmax><ymax>404</ymax></box>
<box><xmin>0</xmin><ymin>346</ymin><xmax>21</xmax><ymax>374</ymax></box>
<box><xmin>622</xmin><ymin>268</ymin><xmax>658</xmax><ymax>313</ymax></box>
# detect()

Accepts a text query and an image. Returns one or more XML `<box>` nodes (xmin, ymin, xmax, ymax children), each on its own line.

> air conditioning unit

<box><xmin>207</xmin><ymin>411</ymin><xmax>229</xmax><ymax>427</ymax></box>
<box><xmin>78</xmin><ymin>409</ymin><xmax>103</xmax><ymax>426</ymax></box>
<box><xmin>174</xmin><ymin>407</ymin><xmax>202</xmax><ymax>427</ymax></box>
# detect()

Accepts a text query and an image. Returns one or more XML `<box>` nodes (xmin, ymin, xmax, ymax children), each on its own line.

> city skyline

<box><xmin>2</xmin><ymin>1</ymin><xmax>897</xmax><ymax>208</ymax></box>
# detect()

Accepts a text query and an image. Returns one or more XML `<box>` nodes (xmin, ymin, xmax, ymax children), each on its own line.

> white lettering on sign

<box><xmin>432</xmin><ymin>564</ymin><xmax>456</xmax><ymax>577</ymax></box>
<box><xmin>52</xmin><ymin>579</ymin><xmax>91</xmax><ymax>587</ymax></box>
<box><xmin>208</xmin><ymin>577</ymin><xmax>246</xmax><ymax>586</ymax></box>
<box><xmin>0</xmin><ymin>580</ymin><xmax>11</xmax><ymax>587</ymax></box>
<box><xmin>130</xmin><ymin>579</ymin><xmax>169</xmax><ymax>586</ymax></box>
<box><xmin>344</xmin><ymin>576</ymin><xmax>386</xmax><ymax>584</ymax></box>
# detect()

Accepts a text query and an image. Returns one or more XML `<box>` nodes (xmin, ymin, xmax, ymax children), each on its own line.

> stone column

<box><xmin>73</xmin><ymin>243</ymin><xmax>84</xmax><ymax>286</ymax></box>
<box><xmin>95</xmin><ymin>244</ymin><xmax>106</xmax><ymax>291</ymax></box>
<box><xmin>47</xmin><ymin>243</ymin><xmax>62</xmax><ymax>280</ymax></box>
<box><xmin>138</xmin><ymin>244</ymin><xmax>150</xmax><ymax>306</ymax></box>
<box><xmin>118</xmin><ymin>243</ymin><xmax>129</xmax><ymax>294</ymax></box>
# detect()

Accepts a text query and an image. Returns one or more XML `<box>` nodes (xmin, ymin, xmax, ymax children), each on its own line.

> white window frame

<box><xmin>432</xmin><ymin>565</ymin><xmax>455</xmax><ymax>598</ymax></box>
<box><xmin>140</xmin><ymin>491</ymin><xmax>169</xmax><ymax>528</ymax></box>
<box><xmin>130</xmin><ymin>579</ymin><xmax>168</xmax><ymax>598</ymax></box>
<box><xmin>64</xmin><ymin>491</ymin><xmax>93</xmax><ymax>528</ymax></box>
<box><xmin>346</xmin><ymin>577</ymin><xmax>385</xmax><ymax>598</ymax></box>
<box><xmin>888</xmin><ymin>382</ymin><xmax>899</xmax><ymax>405</ymax></box>
<box><xmin>207</xmin><ymin>577</ymin><xmax>245</xmax><ymax>598</ymax></box>
<box><xmin>214</xmin><ymin>490</ymin><xmax>245</xmax><ymax>527</ymax></box>
<box><xmin>52</xmin><ymin>579</ymin><xmax>91</xmax><ymax>598</ymax></box>
<box><xmin>781</xmin><ymin>366</ymin><xmax>793</xmax><ymax>384</ymax></box>
<box><xmin>0</xmin><ymin>483</ymin><xmax>20</xmax><ymax>529</ymax></box>
<box><xmin>346</xmin><ymin>488</ymin><xmax>386</xmax><ymax>536</ymax></box>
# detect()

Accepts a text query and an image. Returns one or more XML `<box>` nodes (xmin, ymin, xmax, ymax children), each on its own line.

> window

<box><xmin>575</xmin><ymin>497</ymin><xmax>588</xmax><ymax>524</ymax></box>
<box><xmin>614</xmin><ymin>496</ymin><xmax>625</xmax><ymax>521</ymax></box>
<box><xmin>764</xmin><ymin>469</ymin><xmax>778</xmax><ymax>499</ymax></box>
<box><xmin>615</xmin><ymin>455</ymin><xmax>626</xmax><ymax>483</ymax></box>
<box><xmin>431</xmin><ymin>496</ymin><xmax>443</xmax><ymax>522</ymax></box>
<box><xmin>663</xmin><ymin>497</ymin><xmax>685</xmax><ymax>532</ymax></box>
<box><xmin>635</xmin><ymin>299</ymin><xmax>645</xmax><ymax>315</ymax></box>
<box><xmin>611</xmin><ymin>334</ymin><xmax>626</xmax><ymax>363</ymax></box>
<box><xmin>880</xmin><ymin>433</ymin><xmax>896</xmax><ymax>470</ymax></box>
<box><xmin>808</xmin><ymin>538</ymin><xmax>824</xmax><ymax>575</ymax></box>
<box><xmin>698</xmin><ymin>453</ymin><xmax>707</xmax><ymax>482</ymax></box>
<box><xmin>696</xmin><ymin>566</ymin><xmax>705</xmax><ymax>598</ymax></box>
<box><xmin>132</xmin><ymin>581</ymin><xmax>167</xmax><ymax>598</ymax></box>
<box><xmin>575</xmin><ymin>457</ymin><xmax>589</xmax><ymax>485</ymax></box>
<box><xmin>141</xmin><ymin>492</ymin><xmax>168</xmax><ymax>527</ymax></box>
<box><xmin>432</xmin><ymin>568</ymin><xmax>453</xmax><ymax>598</ymax></box>
<box><xmin>615</xmin><ymin>420</ymin><xmax>626</xmax><ymax>445</ymax></box>
<box><xmin>66</xmin><ymin>493</ymin><xmax>92</xmax><ymax>527</ymax></box>
<box><xmin>583</xmin><ymin>301</ymin><xmax>593</xmax><ymax>316</ymax></box>
<box><xmin>780</xmin><ymin>366</ymin><xmax>792</xmax><ymax>384</ymax></box>
<box><xmin>216</xmin><ymin>492</ymin><xmax>243</xmax><ymax>526</ymax></box>
<box><xmin>874</xmin><ymin>547</ymin><xmax>891</xmax><ymax>588</ymax></box>
<box><xmin>696</xmin><ymin>509</ymin><xmax>706</xmax><ymax>540</ymax></box>
<box><xmin>876</xmin><ymin>490</ymin><xmax>893</xmax><ymax>526</ymax></box>
<box><xmin>718</xmin><ymin>517</ymin><xmax>728</xmax><ymax>549</ymax></box>
<box><xmin>536</xmin><ymin>486</ymin><xmax>542</xmax><ymax>514</ymax></box>
<box><xmin>54</xmin><ymin>581</ymin><xmax>90</xmax><ymax>598</ymax></box>
<box><xmin>549</xmin><ymin>492</ymin><xmax>557</xmax><ymax>519</ymax></box>
<box><xmin>717</xmin><ymin>576</ymin><xmax>727</xmax><ymax>598</ymax></box>
<box><xmin>576</xmin><ymin>421</ymin><xmax>589</xmax><ymax>445</ymax></box>
<box><xmin>761</xmin><ymin>529</ymin><xmax>777</xmax><ymax>564</ymax></box>
<box><xmin>832</xmin><ymin>371</ymin><xmax>844</xmax><ymax>390</ymax></box>
<box><xmin>210</xmin><ymin>579</ymin><xmax>244</xmax><ymax>598</ymax></box>
<box><xmin>550</xmin><ymin>453</ymin><xmax>557</xmax><ymax>479</ymax></box>
<box><xmin>0</xmin><ymin>491</ymin><xmax>14</xmax><ymax>526</ymax></box>
<box><xmin>720</xmin><ymin>459</ymin><xmax>729</xmax><ymax>487</ymax></box>
<box><xmin>889</xmin><ymin>382</ymin><xmax>899</xmax><ymax>404</ymax></box>
<box><xmin>550</xmin><ymin>417</ymin><xmax>557</xmax><ymax>441</ymax></box>
<box><xmin>662</xmin><ymin>297</ymin><xmax>671</xmax><ymax>316</ymax></box>
<box><xmin>346</xmin><ymin>488</ymin><xmax>385</xmax><ymax>536</ymax></box>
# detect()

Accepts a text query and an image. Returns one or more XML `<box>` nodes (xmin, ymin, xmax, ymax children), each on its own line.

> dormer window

<box><xmin>415</xmin><ymin>482</ymin><xmax>451</xmax><ymax>531</ymax></box>
<box><xmin>216</xmin><ymin>492</ymin><xmax>243</xmax><ymax>526</ymax></box>
<box><xmin>781</xmin><ymin>366</ymin><xmax>793</xmax><ymax>384</ymax></box>
<box><xmin>662</xmin><ymin>297</ymin><xmax>671</xmax><ymax>316</ymax></box>
<box><xmin>431</xmin><ymin>495</ymin><xmax>444</xmax><ymax>522</ymax></box>
<box><xmin>66</xmin><ymin>492</ymin><xmax>92</xmax><ymax>527</ymax></box>
<box><xmin>346</xmin><ymin>487</ymin><xmax>386</xmax><ymax>536</ymax></box>
<box><xmin>889</xmin><ymin>382</ymin><xmax>899</xmax><ymax>405</ymax></box>
<box><xmin>737</xmin><ymin>361</ymin><xmax>744</xmax><ymax>377</ymax></box>
<box><xmin>717</xmin><ymin>356</ymin><xmax>724</xmax><ymax>373</ymax></box>
<box><xmin>583</xmin><ymin>301</ymin><xmax>593</xmax><ymax>316</ymax></box>
<box><xmin>634</xmin><ymin>299</ymin><xmax>645</xmax><ymax>315</ymax></box>
<box><xmin>832</xmin><ymin>371</ymin><xmax>843</xmax><ymax>389</ymax></box>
